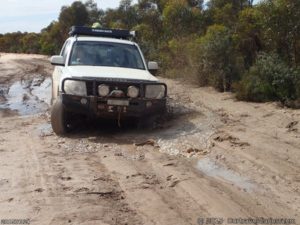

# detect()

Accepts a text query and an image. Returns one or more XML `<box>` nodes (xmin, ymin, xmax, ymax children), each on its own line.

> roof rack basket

<box><xmin>69</xmin><ymin>26</ymin><xmax>135</xmax><ymax>39</ymax></box>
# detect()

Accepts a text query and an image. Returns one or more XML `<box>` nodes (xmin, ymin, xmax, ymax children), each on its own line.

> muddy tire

<box><xmin>51</xmin><ymin>98</ymin><xmax>70</xmax><ymax>135</ymax></box>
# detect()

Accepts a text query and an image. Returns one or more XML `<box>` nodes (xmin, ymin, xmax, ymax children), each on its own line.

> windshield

<box><xmin>69</xmin><ymin>41</ymin><xmax>145</xmax><ymax>70</ymax></box>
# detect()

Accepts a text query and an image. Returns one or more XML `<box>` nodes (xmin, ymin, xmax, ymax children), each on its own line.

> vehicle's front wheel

<box><xmin>51</xmin><ymin>98</ymin><xmax>70</xmax><ymax>135</ymax></box>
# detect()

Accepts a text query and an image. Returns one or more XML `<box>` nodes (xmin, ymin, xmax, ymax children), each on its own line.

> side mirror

<box><xmin>148</xmin><ymin>61</ymin><xmax>158</xmax><ymax>76</ymax></box>
<box><xmin>51</xmin><ymin>55</ymin><xmax>65</xmax><ymax>66</ymax></box>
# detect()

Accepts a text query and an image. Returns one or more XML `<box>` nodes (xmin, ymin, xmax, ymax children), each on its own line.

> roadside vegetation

<box><xmin>0</xmin><ymin>0</ymin><xmax>299</xmax><ymax>108</ymax></box>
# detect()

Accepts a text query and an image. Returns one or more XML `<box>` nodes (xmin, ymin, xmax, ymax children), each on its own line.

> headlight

<box><xmin>127</xmin><ymin>86</ymin><xmax>139</xmax><ymax>98</ymax></box>
<box><xmin>98</xmin><ymin>84</ymin><xmax>110</xmax><ymax>97</ymax></box>
<box><xmin>145</xmin><ymin>85</ymin><xmax>165</xmax><ymax>99</ymax></box>
<box><xmin>64</xmin><ymin>80</ymin><xmax>87</xmax><ymax>96</ymax></box>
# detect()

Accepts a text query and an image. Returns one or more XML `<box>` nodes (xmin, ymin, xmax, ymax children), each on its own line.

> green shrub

<box><xmin>236</xmin><ymin>52</ymin><xmax>300</xmax><ymax>106</ymax></box>
<box><xmin>158</xmin><ymin>36</ymin><xmax>200</xmax><ymax>80</ymax></box>
<box><xmin>195</xmin><ymin>24</ymin><xmax>242</xmax><ymax>91</ymax></box>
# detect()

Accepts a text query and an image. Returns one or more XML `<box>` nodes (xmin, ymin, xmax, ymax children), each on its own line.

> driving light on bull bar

<box><xmin>64</xmin><ymin>80</ymin><xmax>87</xmax><ymax>96</ymax></box>
<box><xmin>80</xmin><ymin>98</ymin><xmax>88</xmax><ymax>105</ymax></box>
<box><xmin>127</xmin><ymin>86</ymin><xmax>139</xmax><ymax>98</ymax></box>
<box><xmin>98</xmin><ymin>84</ymin><xmax>110</xmax><ymax>97</ymax></box>
<box><xmin>145</xmin><ymin>85</ymin><xmax>165</xmax><ymax>99</ymax></box>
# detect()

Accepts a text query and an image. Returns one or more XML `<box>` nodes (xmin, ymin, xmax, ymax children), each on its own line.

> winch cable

<box><xmin>117</xmin><ymin>107</ymin><xmax>121</xmax><ymax>127</ymax></box>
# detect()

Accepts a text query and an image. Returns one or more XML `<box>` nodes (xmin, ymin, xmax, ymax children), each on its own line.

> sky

<box><xmin>0</xmin><ymin>0</ymin><xmax>124</xmax><ymax>34</ymax></box>
<box><xmin>0</xmin><ymin>0</ymin><xmax>260</xmax><ymax>34</ymax></box>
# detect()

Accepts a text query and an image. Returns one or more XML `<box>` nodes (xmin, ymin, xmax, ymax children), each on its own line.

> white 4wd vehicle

<box><xmin>50</xmin><ymin>26</ymin><xmax>167</xmax><ymax>135</ymax></box>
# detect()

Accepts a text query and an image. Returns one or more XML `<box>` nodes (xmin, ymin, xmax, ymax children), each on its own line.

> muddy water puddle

<box><xmin>111</xmin><ymin>99</ymin><xmax>221</xmax><ymax>158</ymax></box>
<box><xmin>196</xmin><ymin>158</ymin><xmax>255</xmax><ymax>192</ymax></box>
<box><xmin>0</xmin><ymin>77</ymin><xmax>51</xmax><ymax>116</ymax></box>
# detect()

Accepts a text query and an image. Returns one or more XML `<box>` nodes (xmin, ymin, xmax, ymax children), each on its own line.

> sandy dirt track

<box><xmin>0</xmin><ymin>53</ymin><xmax>299</xmax><ymax>225</ymax></box>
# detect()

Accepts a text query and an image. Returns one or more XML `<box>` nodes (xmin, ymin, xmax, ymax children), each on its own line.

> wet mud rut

<box><xmin>0</xmin><ymin>53</ymin><xmax>299</xmax><ymax>225</ymax></box>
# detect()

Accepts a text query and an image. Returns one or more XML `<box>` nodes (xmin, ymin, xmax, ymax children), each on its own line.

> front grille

<box><xmin>63</xmin><ymin>78</ymin><xmax>167</xmax><ymax>99</ymax></box>
<box><xmin>85</xmin><ymin>81</ymin><xmax>143</xmax><ymax>98</ymax></box>
<box><xmin>97</xmin><ymin>82</ymin><xmax>130</xmax><ymax>98</ymax></box>
<box><xmin>86</xmin><ymin>81</ymin><xmax>94</xmax><ymax>96</ymax></box>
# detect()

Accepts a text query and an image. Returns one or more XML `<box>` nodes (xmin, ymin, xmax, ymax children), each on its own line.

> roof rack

<box><xmin>69</xmin><ymin>26</ymin><xmax>136</xmax><ymax>39</ymax></box>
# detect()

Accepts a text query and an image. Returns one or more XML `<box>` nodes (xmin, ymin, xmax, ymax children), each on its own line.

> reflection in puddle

<box><xmin>196</xmin><ymin>158</ymin><xmax>255</xmax><ymax>192</ymax></box>
<box><xmin>0</xmin><ymin>77</ymin><xmax>51</xmax><ymax>116</ymax></box>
